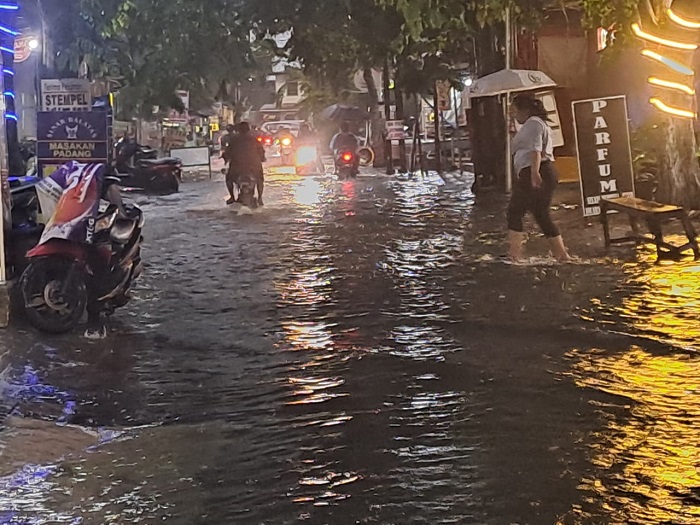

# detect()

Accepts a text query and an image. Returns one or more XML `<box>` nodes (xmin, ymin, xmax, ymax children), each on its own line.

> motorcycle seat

<box><xmin>111</xmin><ymin>219</ymin><xmax>136</xmax><ymax>244</ymax></box>
<box><xmin>138</xmin><ymin>157</ymin><xmax>181</xmax><ymax>166</ymax></box>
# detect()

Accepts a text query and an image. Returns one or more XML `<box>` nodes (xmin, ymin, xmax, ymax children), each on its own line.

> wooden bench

<box><xmin>601</xmin><ymin>196</ymin><xmax>700</xmax><ymax>261</ymax></box>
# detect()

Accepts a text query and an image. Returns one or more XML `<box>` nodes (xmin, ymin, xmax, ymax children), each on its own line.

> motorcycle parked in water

<box><xmin>334</xmin><ymin>149</ymin><xmax>358</xmax><ymax>180</ymax></box>
<box><xmin>115</xmin><ymin>139</ymin><xmax>182</xmax><ymax>194</ymax></box>
<box><xmin>20</xmin><ymin>163</ymin><xmax>145</xmax><ymax>334</ymax></box>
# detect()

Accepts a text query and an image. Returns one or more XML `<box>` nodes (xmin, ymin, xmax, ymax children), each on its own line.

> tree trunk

<box><xmin>658</xmin><ymin>117</ymin><xmax>700</xmax><ymax>208</ymax></box>
<box><xmin>363</xmin><ymin>67</ymin><xmax>384</xmax><ymax>167</ymax></box>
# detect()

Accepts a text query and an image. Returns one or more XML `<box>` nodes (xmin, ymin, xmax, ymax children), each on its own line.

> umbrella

<box><xmin>321</xmin><ymin>104</ymin><xmax>367</xmax><ymax>122</ymax></box>
<box><xmin>469</xmin><ymin>69</ymin><xmax>557</xmax><ymax>98</ymax></box>
<box><xmin>468</xmin><ymin>69</ymin><xmax>558</xmax><ymax>193</ymax></box>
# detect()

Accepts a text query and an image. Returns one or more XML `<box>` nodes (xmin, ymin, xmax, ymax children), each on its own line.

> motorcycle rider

<box><xmin>224</xmin><ymin>121</ymin><xmax>266</xmax><ymax>206</ymax></box>
<box><xmin>297</xmin><ymin>123</ymin><xmax>317</xmax><ymax>145</ymax></box>
<box><xmin>221</xmin><ymin>124</ymin><xmax>237</xmax><ymax>163</ymax></box>
<box><xmin>330</xmin><ymin>122</ymin><xmax>360</xmax><ymax>175</ymax></box>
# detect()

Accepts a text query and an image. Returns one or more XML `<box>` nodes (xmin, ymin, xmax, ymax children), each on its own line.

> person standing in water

<box><xmin>507</xmin><ymin>94</ymin><xmax>571</xmax><ymax>262</ymax></box>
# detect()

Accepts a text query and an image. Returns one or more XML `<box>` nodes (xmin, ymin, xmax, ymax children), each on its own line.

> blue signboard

<box><xmin>37</xmin><ymin>111</ymin><xmax>109</xmax><ymax>177</ymax></box>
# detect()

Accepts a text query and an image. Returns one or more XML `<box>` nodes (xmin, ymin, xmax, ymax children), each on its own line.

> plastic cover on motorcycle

<box><xmin>39</xmin><ymin>162</ymin><xmax>104</xmax><ymax>245</ymax></box>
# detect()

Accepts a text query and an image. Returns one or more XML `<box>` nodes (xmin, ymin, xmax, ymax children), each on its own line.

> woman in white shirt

<box><xmin>507</xmin><ymin>94</ymin><xmax>571</xmax><ymax>261</ymax></box>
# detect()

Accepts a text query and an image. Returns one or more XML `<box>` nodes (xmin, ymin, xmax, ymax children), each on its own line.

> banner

<box><xmin>572</xmin><ymin>95</ymin><xmax>635</xmax><ymax>217</ymax></box>
<box><xmin>37</xmin><ymin>112</ymin><xmax>109</xmax><ymax>177</ymax></box>
<box><xmin>41</xmin><ymin>79</ymin><xmax>92</xmax><ymax>111</ymax></box>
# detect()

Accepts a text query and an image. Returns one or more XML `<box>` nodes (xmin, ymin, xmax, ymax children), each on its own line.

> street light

<box><xmin>28</xmin><ymin>37</ymin><xmax>38</xmax><ymax>50</ymax></box>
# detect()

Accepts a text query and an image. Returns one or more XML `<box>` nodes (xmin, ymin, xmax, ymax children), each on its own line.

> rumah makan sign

<box><xmin>572</xmin><ymin>95</ymin><xmax>635</xmax><ymax>217</ymax></box>
<box><xmin>36</xmin><ymin>111</ymin><xmax>109</xmax><ymax>177</ymax></box>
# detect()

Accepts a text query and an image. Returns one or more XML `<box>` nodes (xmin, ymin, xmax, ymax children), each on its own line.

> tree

<box><xmin>49</xmin><ymin>0</ymin><xmax>260</xmax><ymax>117</ymax></box>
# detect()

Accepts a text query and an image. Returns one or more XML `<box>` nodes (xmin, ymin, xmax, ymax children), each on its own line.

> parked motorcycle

<box><xmin>20</xmin><ymin>164</ymin><xmax>145</xmax><ymax>334</ymax></box>
<box><xmin>334</xmin><ymin>150</ymin><xmax>358</xmax><ymax>180</ymax></box>
<box><xmin>115</xmin><ymin>139</ymin><xmax>181</xmax><ymax>194</ymax></box>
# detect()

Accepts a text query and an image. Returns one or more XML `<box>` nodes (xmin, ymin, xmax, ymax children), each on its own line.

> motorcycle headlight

<box><xmin>95</xmin><ymin>211</ymin><xmax>117</xmax><ymax>233</ymax></box>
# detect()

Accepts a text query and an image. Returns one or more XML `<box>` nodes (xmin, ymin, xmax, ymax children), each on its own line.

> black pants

<box><xmin>507</xmin><ymin>161</ymin><xmax>560</xmax><ymax>238</ymax></box>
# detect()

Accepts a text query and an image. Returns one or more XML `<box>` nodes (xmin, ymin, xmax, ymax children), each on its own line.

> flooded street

<box><xmin>1</xmin><ymin>169</ymin><xmax>700</xmax><ymax>524</ymax></box>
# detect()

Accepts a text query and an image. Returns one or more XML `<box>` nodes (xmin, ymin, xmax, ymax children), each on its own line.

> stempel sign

<box><xmin>41</xmin><ymin>79</ymin><xmax>92</xmax><ymax>112</ymax></box>
<box><xmin>37</xmin><ymin>112</ymin><xmax>109</xmax><ymax>177</ymax></box>
<box><xmin>572</xmin><ymin>95</ymin><xmax>635</xmax><ymax>217</ymax></box>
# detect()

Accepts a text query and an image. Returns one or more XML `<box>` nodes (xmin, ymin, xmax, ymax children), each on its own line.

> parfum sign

<box><xmin>572</xmin><ymin>95</ymin><xmax>636</xmax><ymax>217</ymax></box>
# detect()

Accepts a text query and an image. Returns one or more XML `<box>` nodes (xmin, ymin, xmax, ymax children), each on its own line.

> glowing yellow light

<box><xmin>648</xmin><ymin>76</ymin><xmax>696</xmax><ymax>95</ymax></box>
<box><xmin>641</xmin><ymin>49</ymin><xmax>695</xmax><ymax>76</ymax></box>
<box><xmin>649</xmin><ymin>97</ymin><xmax>696</xmax><ymax>119</ymax></box>
<box><xmin>632</xmin><ymin>23</ymin><xmax>698</xmax><ymax>50</ymax></box>
<box><xmin>667</xmin><ymin>8</ymin><xmax>700</xmax><ymax>29</ymax></box>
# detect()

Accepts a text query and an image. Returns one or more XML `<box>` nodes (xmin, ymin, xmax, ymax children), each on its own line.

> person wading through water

<box><xmin>507</xmin><ymin>94</ymin><xmax>571</xmax><ymax>262</ymax></box>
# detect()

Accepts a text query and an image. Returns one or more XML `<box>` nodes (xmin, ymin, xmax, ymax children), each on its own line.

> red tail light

<box><xmin>264</xmin><ymin>137</ymin><xmax>272</xmax><ymax>145</ymax></box>
<box><xmin>342</xmin><ymin>153</ymin><xmax>353</xmax><ymax>162</ymax></box>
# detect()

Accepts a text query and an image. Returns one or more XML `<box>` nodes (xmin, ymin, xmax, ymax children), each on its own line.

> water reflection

<box><xmin>583</xmin><ymin>248</ymin><xmax>700</xmax><ymax>349</ymax></box>
<box><xmin>563</xmin><ymin>346</ymin><xmax>700</xmax><ymax>524</ymax></box>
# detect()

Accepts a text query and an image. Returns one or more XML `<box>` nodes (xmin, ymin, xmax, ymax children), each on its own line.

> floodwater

<box><xmin>1</xmin><ymin>168</ymin><xmax>699</xmax><ymax>524</ymax></box>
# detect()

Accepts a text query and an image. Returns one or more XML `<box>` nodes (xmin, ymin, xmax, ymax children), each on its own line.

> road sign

<box><xmin>572</xmin><ymin>95</ymin><xmax>635</xmax><ymax>217</ymax></box>
<box><xmin>41</xmin><ymin>79</ymin><xmax>92</xmax><ymax>112</ymax></box>
<box><xmin>386</xmin><ymin>120</ymin><xmax>405</xmax><ymax>140</ymax></box>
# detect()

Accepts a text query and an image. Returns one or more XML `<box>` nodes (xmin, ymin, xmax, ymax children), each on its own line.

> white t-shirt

<box><xmin>511</xmin><ymin>116</ymin><xmax>554</xmax><ymax>174</ymax></box>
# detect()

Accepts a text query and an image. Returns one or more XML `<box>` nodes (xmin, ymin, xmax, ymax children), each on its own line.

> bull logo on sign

<box><xmin>65</xmin><ymin>125</ymin><xmax>79</xmax><ymax>140</ymax></box>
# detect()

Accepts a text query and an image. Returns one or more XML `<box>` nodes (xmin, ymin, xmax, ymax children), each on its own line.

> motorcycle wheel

<box><xmin>20</xmin><ymin>257</ymin><xmax>87</xmax><ymax>334</ymax></box>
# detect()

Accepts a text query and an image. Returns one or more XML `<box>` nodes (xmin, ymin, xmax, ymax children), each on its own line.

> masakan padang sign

<box><xmin>572</xmin><ymin>95</ymin><xmax>635</xmax><ymax>217</ymax></box>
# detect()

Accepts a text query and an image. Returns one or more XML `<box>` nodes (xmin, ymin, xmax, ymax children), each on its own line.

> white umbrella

<box><xmin>469</xmin><ymin>69</ymin><xmax>557</xmax><ymax>98</ymax></box>
<box><xmin>468</xmin><ymin>68</ymin><xmax>558</xmax><ymax>192</ymax></box>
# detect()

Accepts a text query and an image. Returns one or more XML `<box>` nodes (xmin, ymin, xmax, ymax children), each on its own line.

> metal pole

<box><xmin>433</xmin><ymin>82</ymin><xmax>442</xmax><ymax>174</ymax></box>
<box><xmin>505</xmin><ymin>5</ymin><xmax>511</xmax><ymax>70</ymax></box>
<box><xmin>504</xmin><ymin>96</ymin><xmax>512</xmax><ymax>193</ymax></box>
<box><xmin>504</xmin><ymin>4</ymin><xmax>513</xmax><ymax>193</ymax></box>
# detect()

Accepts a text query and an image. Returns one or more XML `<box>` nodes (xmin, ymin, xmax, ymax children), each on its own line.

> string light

<box><xmin>648</xmin><ymin>76</ymin><xmax>696</xmax><ymax>95</ymax></box>
<box><xmin>641</xmin><ymin>49</ymin><xmax>695</xmax><ymax>75</ymax></box>
<box><xmin>632</xmin><ymin>22</ymin><xmax>698</xmax><ymax>50</ymax></box>
<box><xmin>649</xmin><ymin>97</ymin><xmax>697</xmax><ymax>119</ymax></box>
<box><xmin>667</xmin><ymin>8</ymin><xmax>700</xmax><ymax>29</ymax></box>
<box><xmin>0</xmin><ymin>1</ymin><xmax>19</xmax><ymax>123</ymax></box>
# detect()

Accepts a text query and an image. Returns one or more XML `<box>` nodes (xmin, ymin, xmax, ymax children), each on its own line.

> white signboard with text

<box><xmin>386</xmin><ymin>120</ymin><xmax>406</xmax><ymax>141</ymax></box>
<box><xmin>41</xmin><ymin>79</ymin><xmax>91</xmax><ymax>111</ymax></box>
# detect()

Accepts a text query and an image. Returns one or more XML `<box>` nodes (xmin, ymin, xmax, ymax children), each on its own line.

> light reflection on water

<box><xmin>562</xmin><ymin>346</ymin><xmax>700</xmax><ymax>524</ymax></box>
